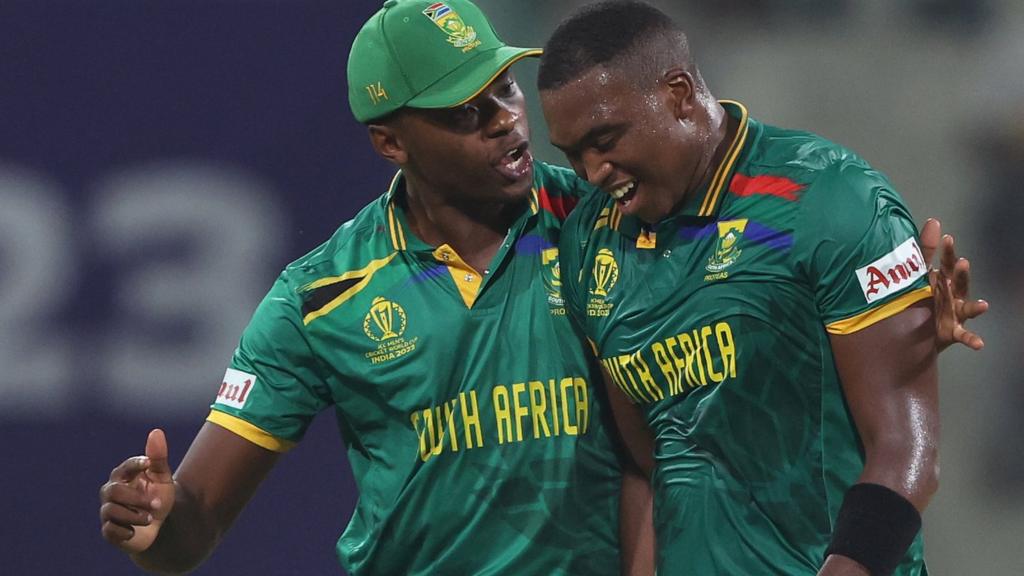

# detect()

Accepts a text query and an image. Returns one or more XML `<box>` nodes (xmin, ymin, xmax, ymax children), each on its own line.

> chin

<box><xmin>503</xmin><ymin>176</ymin><xmax>535</xmax><ymax>202</ymax></box>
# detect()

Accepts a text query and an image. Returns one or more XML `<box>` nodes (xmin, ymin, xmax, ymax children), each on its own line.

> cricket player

<box><xmin>540</xmin><ymin>1</ymin><xmax>985</xmax><ymax>574</ymax></box>
<box><xmin>99</xmin><ymin>1</ymin><xmax>986</xmax><ymax>575</ymax></box>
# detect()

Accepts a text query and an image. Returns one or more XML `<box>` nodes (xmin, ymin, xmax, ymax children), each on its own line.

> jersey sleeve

<box><xmin>795</xmin><ymin>157</ymin><xmax>932</xmax><ymax>334</ymax></box>
<box><xmin>207</xmin><ymin>271</ymin><xmax>333</xmax><ymax>452</ymax></box>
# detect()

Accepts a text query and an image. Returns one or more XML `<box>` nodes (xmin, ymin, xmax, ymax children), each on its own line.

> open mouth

<box><xmin>609</xmin><ymin>180</ymin><xmax>637</xmax><ymax>207</ymax></box>
<box><xmin>496</xmin><ymin>143</ymin><xmax>532</xmax><ymax>181</ymax></box>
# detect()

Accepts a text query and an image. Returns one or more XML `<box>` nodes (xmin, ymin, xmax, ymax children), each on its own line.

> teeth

<box><xmin>610</xmin><ymin>181</ymin><xmax>636</xmax><ymax>200</ymax></box>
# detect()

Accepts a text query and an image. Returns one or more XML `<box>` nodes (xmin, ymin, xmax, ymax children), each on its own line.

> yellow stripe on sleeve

<box><xmin>825</xmin><ymin>286</ymin><xmax>933</xmax><ymax>335</ymax></box>
<box><xmin>207</xmin><ymin>410</ymin><xmax>296</xmax><ymax>453</ymax></box>
<box><xmin>302</xmin><ymin>253</ymin><xmax>398</xmax><ymax>324</ymax></box>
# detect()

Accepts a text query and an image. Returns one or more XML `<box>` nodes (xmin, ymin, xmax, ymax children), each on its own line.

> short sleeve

<box><xmin>208</xmin><ymin>272</ymin><xmax>332</xmax><ymax>452</ymax></box>
<box><xmin>796</xmin><ymin>158</ymin><xmax>932</xmax><ymax>335</ymax></box>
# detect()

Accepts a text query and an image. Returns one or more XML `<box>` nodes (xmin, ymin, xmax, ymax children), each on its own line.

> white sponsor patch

<box><xmin>856</xmin><ymin>237</ymin><xmax>927</xmax><ymax>303</ymax></box>
<box><xmin>215</xmin><ymin>368</ymin><xmax>257</xmax><ymax>410</ymax></box>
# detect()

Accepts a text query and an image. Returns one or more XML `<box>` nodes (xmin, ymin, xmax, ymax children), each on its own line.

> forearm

<box><xmin>825</xmin><ymin>302</ymin><xmax>940</xmax><ymax>575</ymax></box>
<box><xmin>856</xmin><ymin>431</ymin><xmax>939</xmax><ymax>512</ymax></box>
<box><xmin>130</xmin><ymin>481</ymin><xmax>224</xmax><ymax>574</ymax></box>
<box><xmin>619</xmin><ymin>467</ymin><xmax>655</xmax><ymax>576</ymax></box>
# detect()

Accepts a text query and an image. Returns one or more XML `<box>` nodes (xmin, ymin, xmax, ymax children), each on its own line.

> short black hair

<box><xmin>538</xmin><ymin>1</ymin><xmax>681</xmax><ymax>91</ymax></box>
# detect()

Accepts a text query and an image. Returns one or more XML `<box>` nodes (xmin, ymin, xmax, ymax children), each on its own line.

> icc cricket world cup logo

<box><xmin>363</xmin><ymin>297</ymin><xmax>407</xmax><ymax>342</ymax></box>
<box><xmin>591</xmin><ymin>249</ymin><xmax>620</xmax><ymax>297</ymax></box>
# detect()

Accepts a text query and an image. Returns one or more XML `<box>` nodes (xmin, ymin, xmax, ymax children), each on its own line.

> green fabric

<box><xmin>347</xmin><ymin>0</ymin><xmax>540</xmax><ymax>122</ymax></box>
<box><xmin>559</xmin><ymin>103</ymin><xmax>929</xmax><ymax>575</ymax></box>
<box><xmin>212</xmin><ymin>161</ymin><xmax>622</xmax><ymax>575</ymax></box>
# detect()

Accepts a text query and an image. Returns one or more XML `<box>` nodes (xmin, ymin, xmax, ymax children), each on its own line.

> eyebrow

<box><xmin>550</xmin><ymin>122</ymin><xmax>627</xmax><ymax>155</ymax></box>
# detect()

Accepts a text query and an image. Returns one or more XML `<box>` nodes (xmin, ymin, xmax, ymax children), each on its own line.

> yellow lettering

<box><xmin>686</xmin><ymin>329</ymin><xmax>708</xmax><ymax>386</ymax></box>
<box><xmin>716</xmin><ymin>322</ymin><xmax>737</xmax><ymax>378</ymax></box>
<box><xmin>424</xmin><ymin>407</ymin><xmax>442</xmax><ymax>459</ymax></box>
<box><xmin>493</xmin><ymin>385</ymin><xmax>512</xmax><ymax>444</ymax></box>
<box><xmin>548</xmin><ymin>378</ymin><xmax>561</xmax><ymax>435</ymax></box>
<box><xmin>410</xmin><ymin>411</ymin><xmax>428</xmax><ymax>462</ymax></box>
<box><xmin>528</xmin><ymin>381</ymin><xmax>551</xmax><ymax>439</ymax></box>
<box><xmin>366</xmin><ymin>81</ymin><xmax>389</xmax><ymax>105</ymax></box>
<box><xmin>460</xmin><ymin>391</ymin><xmax>483</xmax><ymax>449</ymax></box>
<box><xmin>631</xmin><ymin>351</ymin><xmax>664</xmax><ymax>401</ymax></box>
<box><xmin>560</xmin><ymin>377</ymin><xmax>578</xmax><ymax>435</ymax></box>
<box><xmin>701</xmin><ymin>325</ymin><xmax>723</xmax><ymax>383</ymax></box>
<box><xmin>651</xmin><ymin>341</ymin><xmax>681</xmax><ymax>397</ymax></box>
<box><xmin>444</xmin><ymin>400</ymin><xmax>458</xmax><ymax>452</ymax></box>
<box><xmin>512</xmin><ymin>382</ymin><xmax>529</xmax><ymax>442</ymax></box>
<box><xmin>573</xmin><ymin>377</ymin><xmax>589</xmax><ymax>434</ymax></box>
<box><xmin>666</xmin><ymin>336</ymin><xmax>688</xmax><ymax>391</ymax></box>
<box><xmin>617</xmin><ymin>354</ymin><xmax>652</xmax><ymax>403</ymax></box>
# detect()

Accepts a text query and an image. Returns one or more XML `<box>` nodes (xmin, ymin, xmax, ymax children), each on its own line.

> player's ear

<box><xmin>664</xmin><ymin>69</ymin><xmax>695</xmax><ymax>121</ymax></box>
<box><xmin>367</xmin><ymin>120</ymin><xmax>408</xmax><ymax>165</ymax></box>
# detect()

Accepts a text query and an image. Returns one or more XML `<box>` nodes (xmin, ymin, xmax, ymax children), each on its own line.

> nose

<box><xmin>581</xmin><ymin>150</ymin><xmax>613</xmax><ymax>186</ymax></box>
<box><xmin>486</xmin><ymin>101</ymin><xmax>519</xmax><ymax>138</ymax></box>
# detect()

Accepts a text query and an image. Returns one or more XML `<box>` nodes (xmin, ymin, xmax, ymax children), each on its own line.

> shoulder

<box><xmin>533</xmin><ymin>161</ymin><xmax>599</xmax><ymax>220</ymax></box>
<box><xmin>747</xmin><ymin>122</ymin><xmax>908</xmax><ymax>237</ymax></box>
<box><xmin>282</xmin><ymin>194</ymin><xmax>394</xmax><ymax>286</ymax></box>
<box><xmin>562</xmin><ymin>188</ymin><xmax>614</xmax><ymax>256</ymax></box>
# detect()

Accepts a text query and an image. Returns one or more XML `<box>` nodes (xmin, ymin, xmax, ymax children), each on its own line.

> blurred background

<box><xmin>1</xmin><ymin>0</ymin><xmax>1018</xmax><ymax>573</ymax></box>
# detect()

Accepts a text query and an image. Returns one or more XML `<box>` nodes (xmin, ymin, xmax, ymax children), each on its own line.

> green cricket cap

<box><xmin>347</xmin><ymin>0</ymin><xmax>542</xmax><ymax>122</ymax></box>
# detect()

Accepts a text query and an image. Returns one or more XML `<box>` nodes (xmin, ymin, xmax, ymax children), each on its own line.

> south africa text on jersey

<box><xmin>409</xmin><ymin>377</ymin><xmax>591</xmax><ymax>462</ymax></box>
<box><xmin>602</xmin><ymin>320</ymin><xmax>737</xmax><ymax>405</ymax></box>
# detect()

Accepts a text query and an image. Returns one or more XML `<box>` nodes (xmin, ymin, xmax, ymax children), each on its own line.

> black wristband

<box><xmin>824</xmin><ymin>483</ymin><xmax>922</xmax><ymax>576</ymax></box>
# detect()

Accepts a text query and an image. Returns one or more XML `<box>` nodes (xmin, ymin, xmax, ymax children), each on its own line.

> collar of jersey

<box><xmin>383</xmin><ymin>170</ymin><xmax>541</xmax><ymax>254</ymax></box>
<box><xmin>617</xmin><ymin>100</ymin><xmax>755</xmax><ymax>240</ymax></box>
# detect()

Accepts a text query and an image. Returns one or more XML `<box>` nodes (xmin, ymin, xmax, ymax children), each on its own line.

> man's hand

<box><xmin>919</xmin><ymin>218</ymin><xmax>989</xmax><ymax>351</ymax></box>
<box><xmin>99</xmin><ymin>429</ymin><xmax>176</xmax><ymax>554</ymax></box>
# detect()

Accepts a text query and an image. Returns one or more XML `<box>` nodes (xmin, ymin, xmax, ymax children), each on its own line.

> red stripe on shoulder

<box><xmin>729</xmin><ymin>174</ymin><xmax>804</xmax><ymax>202</ymax></box>
<box><xmin>538</xmin><ymin>186</ymin><xmax>579</xmax><ymax>220</ymax></box>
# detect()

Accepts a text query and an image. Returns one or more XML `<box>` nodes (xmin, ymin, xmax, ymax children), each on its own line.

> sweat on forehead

<box><xmin>537</xmin><ymin>0</ymin><xmax>688</xmax><ymax>91</ymax></box>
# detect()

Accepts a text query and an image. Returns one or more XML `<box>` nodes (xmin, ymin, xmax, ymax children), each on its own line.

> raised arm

<box><xmin>100</xmin><ymin>424</ymin><xmax>279</xmax><ymax>574</ymax></box>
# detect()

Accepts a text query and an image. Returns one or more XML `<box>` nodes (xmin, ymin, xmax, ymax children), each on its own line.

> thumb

<box><xmin>145</xmin><ymin>428</ymin><xmax>172</xmax><ymax>478</ymax></box>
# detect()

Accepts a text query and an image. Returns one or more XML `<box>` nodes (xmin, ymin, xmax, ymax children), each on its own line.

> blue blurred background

<box><xmin>1</xmin><ymin>0</ymin><xmax>1019</xmax><ymax>573</ymax></box>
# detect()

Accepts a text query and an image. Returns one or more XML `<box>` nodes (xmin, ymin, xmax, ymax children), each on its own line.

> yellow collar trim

<box><xmin>385</xmin><ymin>171</ymin><xmax>407</xmax><ymax>251</ymax></box>
<box><xmin>698</xmin><ymin>101</ymin><xmax>750</xmax><ymax>217</ymax></box>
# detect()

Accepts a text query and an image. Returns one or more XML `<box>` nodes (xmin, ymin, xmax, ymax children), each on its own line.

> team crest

<box><xmin>541</xmin><ymin>247</ymin><xmax>565</xmax><ymax>311</ymax></box>
<box><xmin>706</xmin><ymin>219</ymin><xmax>748</xmax><ymax>273</ymax></box>
<box><xmin>422</xmin><ymin>3</ymin><xmax>481</xmax><ymax>51</ymax></box>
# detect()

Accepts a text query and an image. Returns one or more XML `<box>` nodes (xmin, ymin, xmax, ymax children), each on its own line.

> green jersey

<box><xmin>559</xmin><ymin>102</ymin><xmax>932</xmax><ymax>574</ymax></box>
<box><xmin>209</xmin><ymin>162</ymin><xmax>622</xmax><ymax>575</ymax></box>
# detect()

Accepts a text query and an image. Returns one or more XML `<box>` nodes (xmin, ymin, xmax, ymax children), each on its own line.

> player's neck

<box><xmin>402</xmin><ymin>181</ymin><xmax>520</xmax><ymax>272</ymax></box>
<box><xmin>678</xmin><ymin>103</ymin><xmax>736</xmax><ymax>208</ymax></box>
<box><xmin>700</xmin><ymin>104</ymin><xmax>735</xmax><ymax>187</ymax></box>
